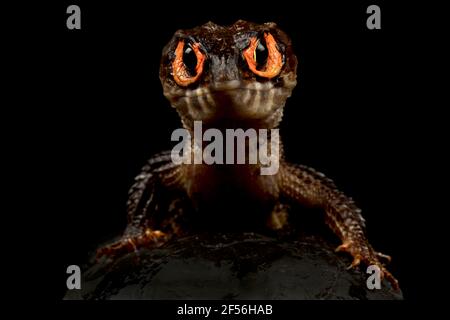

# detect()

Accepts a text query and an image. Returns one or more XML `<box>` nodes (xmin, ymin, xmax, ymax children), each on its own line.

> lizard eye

<box><xmin>243</xmin><ymin>32</ymin><xmax>283</xmax><ymax>79</ymax></box>
<box><xmin>172</xmin><ymin>39</ymin><xmax>205</xmax><ymax>86</ymax></box>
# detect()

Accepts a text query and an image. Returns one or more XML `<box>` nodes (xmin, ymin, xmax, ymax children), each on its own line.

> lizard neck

<box><xmin>179</xmin><ymin>136</ymin><xmax>284</xmax><ymax>213</ymax></box>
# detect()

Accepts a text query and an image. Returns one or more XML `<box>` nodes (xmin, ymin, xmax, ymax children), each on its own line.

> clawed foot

<box><xmin>335</xmin><ymin>241</ymin><xmax>399</xmax><ymax>290</ymax></box>
<box><xmin>96</xmin><ymin>229</ymin><xmax>169</xmax><ymax>261</ymax></box>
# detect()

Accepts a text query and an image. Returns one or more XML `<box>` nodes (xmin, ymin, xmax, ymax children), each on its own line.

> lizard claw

<box><xmin>336</xmin><ymin>241</ymin><xmax>400</xmax><ymax>291</ymax></box>
<box><xmin>347</xmin><ymin>255</ymin><xmax>361</xmax><ymax>269</ymax></box>
<box><xmin>375</xmin><ymin>251</ymin><xmax>392</xmax><ymax>263</ymax></box>
<box><xmin>96</xmin><ymin>237</ymin><xmax>138</xmax><ymax>261</ymax></box>
<box><xmin>335</xmin><ymin>241</ymin><xmax>352</xmax><ymax>253</ymax></box>
<box><xmin>381</xmin><ymin>268</ymin><xmax>400</xmax><ymax>290</ymax></box>
<box><xmin>96</xmin><ymin>229</ymin><xmax>169</xmax><ymax>261</ymax></box>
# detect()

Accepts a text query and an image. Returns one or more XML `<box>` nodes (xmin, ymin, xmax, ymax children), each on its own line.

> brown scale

<box><xmin>97</xmin><ymin>20</ymin><xmax>399</xmax><ymax>290</ymax></box>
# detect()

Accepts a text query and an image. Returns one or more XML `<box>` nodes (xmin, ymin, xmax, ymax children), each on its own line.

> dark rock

<box><xmin>64</xmin><ymin>233</ymin><xmax>402</xmax><ymax>300</ymax></box>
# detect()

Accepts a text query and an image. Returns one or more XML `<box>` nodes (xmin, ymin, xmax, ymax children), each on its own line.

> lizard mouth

<box><xmin>163</xmin><ymin>79</ymin><xmax>296</xmax><ymax>125</ymax></box>
<box><xmin>168</xmin><ymin>80</ymin><xmax>278</xmax><ymax>99</ymax></box>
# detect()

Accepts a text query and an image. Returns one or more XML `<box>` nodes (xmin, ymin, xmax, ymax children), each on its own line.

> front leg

<box><xmin>97</xmin><ymin>151</ymin><xmax>186</xmax><ymax>260</ymax></box>
<box><xmin>279</xmin><ymin>162</ymin><xmax>399</xmax><ymax>290</ymax></box>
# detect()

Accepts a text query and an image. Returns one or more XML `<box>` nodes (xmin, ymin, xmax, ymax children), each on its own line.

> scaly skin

<box><xmin>97</xmin><ymin>21</ymin><xmax>399</xmax><ymax>290</ymax></box>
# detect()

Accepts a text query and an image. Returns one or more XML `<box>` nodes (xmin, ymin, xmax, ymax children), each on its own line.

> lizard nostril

<box><xmin>210</xmin><ymin>56</ymin><xmax>240</xmax><ymax>84</ymax></box>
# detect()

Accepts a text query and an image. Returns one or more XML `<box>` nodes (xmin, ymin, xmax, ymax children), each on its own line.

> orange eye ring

<box><xmin>243</xmin><ymin>32</ymin><xmax>283</xmax><ymax>79</ymax></box>
<box><xmin>172</xmin><ymin>40</ymin><xmax>205</xmax><ymax>86</ymax></box>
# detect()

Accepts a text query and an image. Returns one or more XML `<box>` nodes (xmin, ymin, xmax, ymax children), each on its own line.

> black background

<box><xmin>46</xmin><ymin>0</ymin><xmax>436</xmax><ymax>302</ymax></box>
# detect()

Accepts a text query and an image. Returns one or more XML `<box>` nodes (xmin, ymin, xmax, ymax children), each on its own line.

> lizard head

<box><xmin>160</xmin><ymin>20</ymin><xmax>297</xmax><ymax>129</ymax></box>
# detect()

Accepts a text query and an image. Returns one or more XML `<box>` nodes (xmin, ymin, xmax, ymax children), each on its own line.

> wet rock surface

<box><xmin>65</xmin><ymin>232</ymin><xmax>402</xmax><ymax>300</ymax></box>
